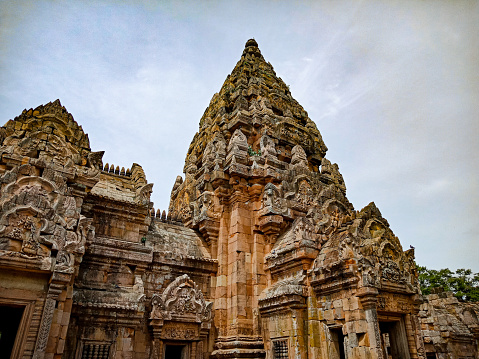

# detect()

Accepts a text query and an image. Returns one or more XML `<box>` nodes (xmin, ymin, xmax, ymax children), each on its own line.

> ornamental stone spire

<box><xmin>168</xmin><ymin>39</ymin><xmax>356</xmax><ymax>358</ymax></box>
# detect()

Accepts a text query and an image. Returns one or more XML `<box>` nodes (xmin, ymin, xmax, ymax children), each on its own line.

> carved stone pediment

<box><xmin>0</xmin><ymin>172</ymin><xmax>95</xmax><ymax>270</ymax></box>
<box><xmin>258</xmin><ymin>273</ymin><xmax>307</xmax><ymax>313</ymax></box>
<box><xmin>150</xmin><ymin>274</ymin><xmax>213</xmax><ymax>325</ymax></box>
<box><xmin>265</xmin><ymin>216</ymin><xmax>320</xmax><ymax>271</ymax></box>
<box><xmin>288</xmin><ymin>179</ymin><xmax>315</xmax><ymax>212</ymax></box>
<box><xmin>312</xmin><ymin>199</ymin><xmax>351</xmax><ymax>236</ymax></box>
<box><xmin>380</xmin><ymin>259</ymin><xmax>405</xmax><ymax>284</ymax></box>
<box><xmin>227</xmin><ymin>128</ymin><xmax>248</xmax><ymax>153</ymax></box>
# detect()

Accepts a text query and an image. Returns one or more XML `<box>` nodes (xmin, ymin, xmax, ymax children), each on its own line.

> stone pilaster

<box><xmin>33</xmin><ymin>272</ymin><xmax>70</xmax><ymax>359</ymax></box>
<box><xmin>358</xmin><ymin>287</ymin><xmax>384</xmax><ymax>359</ymax></box>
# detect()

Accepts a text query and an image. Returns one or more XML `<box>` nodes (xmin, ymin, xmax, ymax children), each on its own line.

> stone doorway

<box><xmin>164</xmin><ymin>343</ymin><xmax>188</xmax><ymax>359</ymax></box>
<box><xmin>379</xmin><ymin>319</ymin><xmax>410</xmax><ymax>359</ymax></box>
<box><xmin>329</xmin><ymin>327</ymin><xmax>346</xmax><ymax>359</ymax></box>
<box><xmin>0</xmin><ymin>305</ymin><xmax>25</xmax><ymax>358</ymax></box>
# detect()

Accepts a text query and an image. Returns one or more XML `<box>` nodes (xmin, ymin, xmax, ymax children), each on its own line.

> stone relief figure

<box><xmin>262</xmin><ymin>185</ymin><xmax>275</xmax><ymax>209</ymax></box>
<box><xmin>173</xmin><ymin>287</ymin><xmax>196</xmax><ymax>314</ymax></box>
<box><xmin>358</xmin><ymin>257</ymin><xmax>380</xmax><ymax>287</ymax></box>
<box><xmin>338</xmin><ymin>236</ymin><xmax>360</xmax><ymax>260</ymax></box>
<box><xmin>87</xmin><ymin>150</ymin><xmax>105</xmax><ymax>170</ymax></box>
<box><xmin>291</xmin><ymin>144</ymin><xmax>308</xmax><ymax>167</ymax></box>
<box><xmin>381</xmin><ymin>259</ymin><xmax>405</xmax><ymax>284</ymax></box>
<box><xmin>19</xmin><ymin>217</ymin><xmax>42</xmax><ymax>255</ymax></box>
<box><xmin>133</xmin><ymin>275</ymin><xmax>145</xmax><ymax>294</ymax></box>
<box><xmin>62</xmin><ymin>196</ymin><xmax>78</xmax><ymax>218</ymax></box>
<box><xmin>184</xmin><ymin>154</ymin><xmax>198</xmax><ymax>181</ymax></box>
<box><xmin>136</xmin><ymin>183</ymin><xmax>154</xmax><ymax>204</ymax></box>
<box><xmin>261</xmin><ymin>183</ymin><xmax>281</xmax><ymax>212</ymax></box>
<box><xmin>321</xmin><ymin>157</ymin><xmax>333</xmax><ymax>175</ymax></box>
<box><xmin>55</xmin><ymin>251</ymin><xmax>74</xmax><ymax>273</ymax></box>
<box><xmin>199</xmin><ymin>192</ymin><xmax>212</xmax><ymax>217</ymax></box>
<box><xmin>210</xmin><ymin>132</ymin><xmax>226</xmax><ymax>170</ymax></box>
<box><xmin>330</xmin><ymin>208</ymin><xmax>342</xmax><ymax>231</ymax></box>
<box><xmin>202</xmin><ymin>141</ymin><xmax>215</xmax><ymax>166</ymax></box>
<box><xmin>234</xmin><ymin>95</ymin><xmax>248</xmax><ymax>111</ymax></box>
<box><xmin>177</xmin><ymin>194</ymin><xmax>192</xmax><ymax>222</ymax></box>
<box><xmin>227</xmin><ymin>128</ymin><xmax>248</xmax><ymax>153</ymax></box>
<box><xmin>150</xmin><ymin>294</ymin><xmax>165</xmax><ymax>320</ymax></box>
<box><xmin>295</xmin><ymin>180</ymin><xmax>315</xmax><ymax>209</ymax></box>
<box><xmin>195</xmin><ymin>191</ymin><xmax>219</xmax><ymax>222</ymax></box>
<box><xmin>260</xmin><ymin>134</ymin><xmax>277</xmax><ymax>157</ymax></box>
<box><xmin>293</xmin><ymin>217</ymin><xmax>315</xmax><ymax>243</ymax></box>
<box><xmin>214</xmin><ymin>133</ymin><xmax>226</xmax><ymax>158</ymax></box>
<box><xmin>73</xmin><ymin>215</ymin><xmax>94</xmax><ymax>254</ymax></box>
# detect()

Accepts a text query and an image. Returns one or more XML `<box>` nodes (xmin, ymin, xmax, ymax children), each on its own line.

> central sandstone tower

<box><xmin>168</xmin><ymin>39</ymin><xmax>422</xmax><ymax>359</ymax></box>
<box><xmin>169</xmin><ymin>38</ymin><xmax>328</xmax><ymax>356</ymax></box>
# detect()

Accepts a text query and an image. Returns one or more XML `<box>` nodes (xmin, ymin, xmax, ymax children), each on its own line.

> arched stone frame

<box><xmin>149</xmin><ymin>274</ymin><xmax>213</xmax><ymax>359</ymax></box>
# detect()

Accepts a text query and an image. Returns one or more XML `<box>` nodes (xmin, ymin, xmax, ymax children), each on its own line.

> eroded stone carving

<box><xmin>150</xmin><ymin>274</ymin><xmax>213</xmax><ymax>323</ymax></box>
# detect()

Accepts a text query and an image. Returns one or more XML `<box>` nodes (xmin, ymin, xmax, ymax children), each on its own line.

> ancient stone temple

<box><xmin>0</xmin><ymin>39</ymin><xmax>477</xmax><ymax>359</ymax></box>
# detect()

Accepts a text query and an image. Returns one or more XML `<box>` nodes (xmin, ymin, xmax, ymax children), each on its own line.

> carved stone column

<box><xmin>32</xmin><ymin>272</ymin><xmax>70</xmax><ymax>359</ymax></box>
<box><xmin>409</xmin><ymin>296</ymin><xmax>426</xmax><ymax>359</ymax></box>
<box><xmin>357</xmin><ymin>287</ymin><xmax>384</xmax><ymax>359</ymax></box>
<box><xmin>197</xmin><ymin>340</ymin><xmax>204</xmax><ymax>359</ymax></box>
<box><xmin>149</xmin><ymin>320</ymin><xmax>163</xmax><ymax>359</ymax></box>
<box><xmin>290</xmin><ymin>307</ymin><xmax>308</xmax><ymax>359</ymax></box>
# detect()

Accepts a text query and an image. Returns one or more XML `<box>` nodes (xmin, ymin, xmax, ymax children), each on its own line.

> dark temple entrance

<box><xmin>379</xmin><ymin>319</ymin><xmax>410</xmax><ymax>359</ymax></box>
<box><xmin>165</xmin><ymin>344</ymin><xmax>186</xmax><ymax>359</ymax></box>
<box><xmin>0</xmin><ymin>305</ymin><xmax>25</xmax><ymax>358</ymax></box>
<box><xmin>330</xmin><ymin>327</ymin><xmax>346</xmax><ymax>359</ymax></box>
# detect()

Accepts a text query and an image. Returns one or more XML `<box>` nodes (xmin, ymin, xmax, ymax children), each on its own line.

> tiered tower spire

<box><xmin>169</xmin><ymin>39</ymin><xmax>351</xmax><ymax>358</ymax></box>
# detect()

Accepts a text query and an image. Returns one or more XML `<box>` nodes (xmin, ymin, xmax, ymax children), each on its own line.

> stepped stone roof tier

<box><xmin>0</xmin><ymin>39</ymin><xmax>477</xmax><ymax>359</ymax></box>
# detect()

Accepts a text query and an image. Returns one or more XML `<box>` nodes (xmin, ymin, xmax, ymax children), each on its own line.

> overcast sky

<box><xmin>1</xmin><ymin>1</ymin><xmax>478</xmax><ymax>271</ymax></box>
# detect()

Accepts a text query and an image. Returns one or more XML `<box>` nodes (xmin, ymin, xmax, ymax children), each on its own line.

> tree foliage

<box><xmin>417</xmin><ymin>266</ymin><xmax>479</xmax><ymax>302</ymax></box>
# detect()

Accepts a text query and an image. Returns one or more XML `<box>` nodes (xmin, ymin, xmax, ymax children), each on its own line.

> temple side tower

<box><xmin>0</xmin><ymin>100</ymin><xmax>101</xmax><ymax>358</ymax></box>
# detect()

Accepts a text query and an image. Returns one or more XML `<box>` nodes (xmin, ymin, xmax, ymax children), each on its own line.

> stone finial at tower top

<box><xmin>245</xmin><ymin>38</ymin><xmax>258</xmax><ymax>48</ymax></box>
<box><xmin>243</xmin><ymin>38</ymin><xmax>262</xmax><ymax>58</ymax></box>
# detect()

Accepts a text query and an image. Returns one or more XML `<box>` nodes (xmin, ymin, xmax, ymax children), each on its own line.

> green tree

<box><xmin>417</xmin><ymin>266</ymin><xmax>479</xmax><ymax>302</ymax></box>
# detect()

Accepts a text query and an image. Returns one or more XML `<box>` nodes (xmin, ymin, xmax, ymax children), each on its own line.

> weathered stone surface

<box><xmin>0</xmin><ymin>40</ymin><xmax>476</xmax><ymax>359</ymax></box>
